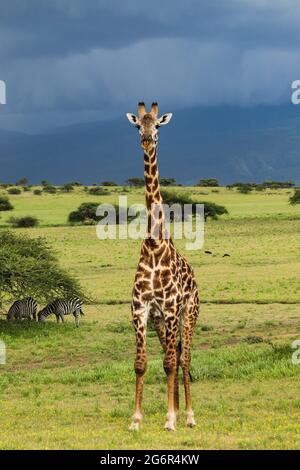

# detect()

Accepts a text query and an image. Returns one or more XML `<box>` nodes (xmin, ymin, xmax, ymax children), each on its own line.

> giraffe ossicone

<box><xmin>126</xmin><ymin>102</ymin><xmax>199</xmax><ymax>431</ymax></box>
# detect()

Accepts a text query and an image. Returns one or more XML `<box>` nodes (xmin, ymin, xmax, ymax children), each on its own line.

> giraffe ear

<box><xmin>157</xmin><ymin>113</ymin><xmax>173</xmax><ymax>126</ymax></box>
<box><xmin>126</xmin><ymin>113</ymin><xmax>139</xmax><ymax>126</ymax></box>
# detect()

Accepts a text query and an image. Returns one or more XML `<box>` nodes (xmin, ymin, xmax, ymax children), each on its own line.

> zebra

<box><xmin>7</xmin><ymin>297</ymin><xmax>38</xmax><ymax>321</ymax></box>
<box><xmin>38</xmin><ymin>298</ymin><xmax>84</xmax><ymax>327</ymax></box>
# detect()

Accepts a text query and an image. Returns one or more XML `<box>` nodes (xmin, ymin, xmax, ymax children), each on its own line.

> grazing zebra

<box><xmin>38</xmin><ymin>298</ymin><xmax>84</xmax><ymax>327</ymax></box>
<box><xmin>7</xmin><ymin>298</ymin><xmax>38</xmax><ymax>321</ymax></box>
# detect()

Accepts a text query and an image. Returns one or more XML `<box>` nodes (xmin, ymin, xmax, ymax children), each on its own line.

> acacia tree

<box><xmin>160</xmin><ymin>178</ymin><xmax>177</xmax><ymax>186</ymax></box>
<box><xmin>197</xmin><ymin>178</ymin><xmax>219</xmax><ymax>187</ymax></box>
<box><xmin>16</xmin><ymin>177</ymin><xmax>29</xmax><ymax>187</ymax></box>
<box><xmin>0</xmin><ymin>231</ymin><xmax>85</xmax><ymax>306</ymax></box>
<box><xmin>125</xmin><ymin>178</ymin><xmax>144</xmax><ymax>187</ymax></box>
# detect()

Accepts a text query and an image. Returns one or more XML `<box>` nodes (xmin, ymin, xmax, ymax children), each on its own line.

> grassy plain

<box><xmin>0</xmin><ymin>186</ymin><xmax>299</xmax><ymax>449</ymax></box>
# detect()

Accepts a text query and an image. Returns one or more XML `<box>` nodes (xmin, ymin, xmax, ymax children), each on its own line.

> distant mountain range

<box><xmin>1</xmin><ymin>105</ymin><xmax>300</xmax><ymax>185</ymax></box>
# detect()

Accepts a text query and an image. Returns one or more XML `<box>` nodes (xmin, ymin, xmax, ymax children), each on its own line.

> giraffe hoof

<box><xmin>164</xmin><ymin>421</ymin><xmax>176</xmax><ymax>431</ymax></box>
<box><xmin>164</xmin><ymin>412</ymin><xmax>176</xmax><ymax>431</ymax></box>
<box><xmin>129</xmin><ymin>422</ymin><xmax>140</xmax><ymax>432</ymax></box>
<box><xmin>186</xmin><ymin>412</ymin><xmax>196</xmax><ymax>428</ymax></box>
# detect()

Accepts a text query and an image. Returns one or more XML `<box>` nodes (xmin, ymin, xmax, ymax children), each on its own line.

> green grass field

<box><xmin>0</xmin><ymin>186</ymin><xmax>300</xmax><ymax>449</ymax></box>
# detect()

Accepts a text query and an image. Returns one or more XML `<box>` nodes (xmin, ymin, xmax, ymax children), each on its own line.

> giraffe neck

<box><xmin>144</xmin><ymin>146</ymin><xmax>165</xmax><ymax>240</ymax></box>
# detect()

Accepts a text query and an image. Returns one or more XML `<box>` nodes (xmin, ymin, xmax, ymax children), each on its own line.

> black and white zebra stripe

<box><xmin>38</xmin><ymin>297</ymin><xmax>84</xmax><ymax>327</ymax></box>
<box><xmin>7</xmin><ymin>297</ymin><xmax>38</xmax><ymax>321</ymax></box>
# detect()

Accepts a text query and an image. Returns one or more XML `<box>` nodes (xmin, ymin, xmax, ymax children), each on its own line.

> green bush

<box><xmin>69</xmin><ymin>202</ymin><xmax>100</xmax><ymax>224</ymax></box>
<box><xmin>161</xmin><ymin>190</ymin><xmax>228</xmax><ymax>221</ymax></box>
<box><xmin>69</xmin><ymin>202</ymin><xmax>138</xmax><ymax>225</ymax></box>
<box><xmin>289</xmin><ymin>188</ymin><xmax>300</xmax><ymax>205</ymax></box>
<box><xmin>33</xmin><ymin>189</ymin><xmax>42</xmax><ymax>195</ymax></box>
<box><xmin>201</xmin><ymin>201</ymin><xmax>228</xmax><ymax>220</ymax></box>
<box><xmin>8</xmin><ymin>216</ymin><xmax>39</xmax><ymax>228</ymax></box>
<box><xmin>43</xmin><ymin>185</ymin><xmax>57</xmax><ymax>194</ymax></box>
<box><xmin>0</xmin><ymin>231</ymin><xmax>84</xmax><ymax>304</ymax></box>
<box><xmin>0</xmin><ymin>196</ymin><xmax>13</xmax><ymax>211</ymax></box>
<box><xmin>101</xmin><ymin>181</ymin><xmax>118</xmax><ymax>187</ymax></box>
<box><xmin>7</xmin><ymin>187</ymin><xmax>21</xmax><ymax>195</ymax></box>
<box><xmin>61</xmin><ymin>183</ymin><xmax>74</xmax><ymax>192</ymax></box>
<box><xmin>238</xmin><ymin>184</ymin><xmax>253</xmax><ymax>194</ymax></box>
<box><xmin>88</xmin><ymin>186</ymin><xmax>110</xmax><ymax>196</ymax></box>
<box><xmin>161</xmin><ymin>190</ymin><xmax>194</xmax><ymax>207</ymax></box>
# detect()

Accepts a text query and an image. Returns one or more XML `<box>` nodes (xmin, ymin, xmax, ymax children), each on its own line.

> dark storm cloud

<box><xmin>0</xmin><ymin>0</ymin><xmax>300</xmax><ymax>131</ymax></box>
<box><xmin>1</xmin><ymin>0</ymin><xmax>300</xmax><ymax>59</ymax></box>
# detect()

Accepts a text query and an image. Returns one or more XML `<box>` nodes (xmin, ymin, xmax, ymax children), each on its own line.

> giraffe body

<box><xmin>126</xmin><ymin>102</ymin><xmax>199</xmax><ymax>431</ymax></box>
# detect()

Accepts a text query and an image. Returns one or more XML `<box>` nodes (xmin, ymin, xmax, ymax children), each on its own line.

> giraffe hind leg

<box><xmin>181</xmin><ymin>294</ymin><xmax>199</xmax><ymax>428</ymax></box>
<box><xmin>174</xmin><ymin>341</ymin><xmax>181</xmax><ymax>420</ymax></box>
<box><xmin>163</xmin><ymin>308</ymin><xmax>179</xmax><ymax>431</ymax></box>
<box><xmin>152</xmin><ymin>311</ymin><xmax>181</xmax><ymax>420</ymax></box>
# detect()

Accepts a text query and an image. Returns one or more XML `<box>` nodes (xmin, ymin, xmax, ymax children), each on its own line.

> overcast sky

<box><xmin>0</xmin><ymin>0</ymin><xmax>299</xmax><ymax>132</ymax></box>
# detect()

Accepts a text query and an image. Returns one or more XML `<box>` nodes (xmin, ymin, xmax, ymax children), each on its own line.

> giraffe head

<box><xmin>126</xmin><ymin>102</ymin><xmax>172</xmax><ymax>153</ymax></box>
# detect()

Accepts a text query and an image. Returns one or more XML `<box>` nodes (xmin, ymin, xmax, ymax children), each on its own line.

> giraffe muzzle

<box><xmin>141</xmin><ymin>138</ymin><xmax>153</xmax><ymax>150</ymax></box>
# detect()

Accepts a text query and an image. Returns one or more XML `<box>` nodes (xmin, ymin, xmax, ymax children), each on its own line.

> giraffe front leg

<box><xmin>163</xmin><ymin>312</ymin><xmax>179</xmax><ymax>431</ymax></box>
<box><xmin>129</xmin><ymin>307</ymin><xmax>148</xmax><ymax>432</ymax></box>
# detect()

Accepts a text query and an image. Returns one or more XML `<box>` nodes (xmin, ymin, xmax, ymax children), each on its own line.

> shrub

<box><xmin>262</xmin><ymin>180</ymin><xmax>295</xmax><ymax>189</ymax></box>
<box><xmin>161</xmin><ymin>190</ymin><xmax>228</xmax><ymax>221</ymax></box>
<box><xmin>7</xmin><ymin>187</ymin><xmax>21</xmax><ymax>195</ymax></box>
<box><xmin>61</xmin><ymin>183</ymin><xmax>74</xmax><ymax>192</ymax></box>
<box><xmin>43</xmin><ymin>185</ymin><xmax>57</xmax><ymax>194</ymax></box>
<box><xmin>69</xmin><ymin>202</ymin><xmax>99</xmax><ymax>224</ymax></box>
<box><xmin>101</xmin><ymin>181</ymin><xmax>118</xmax><ymax>186</ymax></box>
<box><xmin>161</xmin><ymin>190</ymin><xmax>194</xmax><ymax>207</ymax></box>
<box><xmin>0</xmin><ymin>231</ymin><xmax>84</xmax><ymax>304</ymax></box>
<box><xmin>88</xmin><ymin>186</ymin><xmax>110</xmax><ymax>196</ymax></box>
<box><xmin>69</xmin><ymin>202</ymin><xmax>138</xmax><ymax>225</ymax></box>
<box><xmin>0</xmin><ymin>196</ymin><xmax>13</xmax><ymax>211</ymax></box>
<box><xmin>289</xmin><ymin>188</ymin><xmax>300</xmax><ymax>205</ymax></box>
<box><xmin>23</xmin><ymin>186</ymin><xmax>30</xmax><ymax>192</ymax></box>
<box><xmin>237</xmin><ymin>184</ymin><xmax>253</xmax><ymax>194</ymax></box>
<box><xmin>201</xmin><ymin>201</ymin><xmax>228</xmax><ymax>220</ymax></box>
<box><xmin>8</xmin><ymin>216</ymin><xmax>39</xmax><ymax>228</ymax></box>
<box><xmin>33</xmin><ymin>189</ymin><xmax>42</xmax><ymax>195</ymax></box>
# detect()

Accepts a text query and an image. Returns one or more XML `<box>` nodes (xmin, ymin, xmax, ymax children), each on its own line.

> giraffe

<box><xmin>126</xmin><ymin>102</ymin><xmax>199</xmax><ymax>432</ymax></box>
